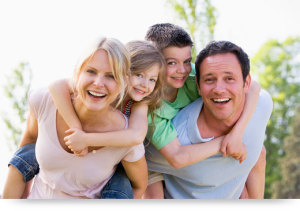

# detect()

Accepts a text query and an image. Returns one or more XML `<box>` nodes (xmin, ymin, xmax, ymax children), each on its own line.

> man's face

<box><xmin>197</xmin><ymin>53</ymin><xmax>251</xmax><ymax>125</ymax></box>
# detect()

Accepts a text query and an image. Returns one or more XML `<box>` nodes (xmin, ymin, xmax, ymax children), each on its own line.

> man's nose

<box><xmin>213</xmin><ymin>80</ymin><xmax>226</xmax><ymax>93</ymax></box>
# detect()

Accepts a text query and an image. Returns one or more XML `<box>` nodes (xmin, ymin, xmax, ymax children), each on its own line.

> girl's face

<box><xmin>162</xmin><ymin>46</ymin><xmax>192</xmax><ymax>89</ymax></box>
<box><xmin>128</xmin><ymin>64</ymin><xmax>159</xmax><ymax>102</ymax></box>
<box><xmin>76</xmin><ymin>49</ymin><xmax>120</xmax><ymax>111</ymax></box>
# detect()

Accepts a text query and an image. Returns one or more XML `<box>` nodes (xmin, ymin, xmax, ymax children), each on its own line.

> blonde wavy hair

<box><xmin>72</xmin><ymin>37</ymin><xmax>131</xmax><ymax>108</ymax></box>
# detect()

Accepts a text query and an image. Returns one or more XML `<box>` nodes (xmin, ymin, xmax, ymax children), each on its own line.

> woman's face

<box><xmin>76</xmin><ymin>49</ymin><xmax>120</xmax><ymax>111</ymax></box>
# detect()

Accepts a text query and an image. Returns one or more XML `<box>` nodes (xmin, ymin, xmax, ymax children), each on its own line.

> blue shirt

<box><xmin>145</xmin><ymin>90</ymin><xmax>273</xmax><ymax>199</ymax></box>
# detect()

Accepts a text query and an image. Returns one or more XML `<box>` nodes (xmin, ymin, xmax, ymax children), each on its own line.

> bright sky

<box><xmin>0</xmin><ymin>0</ymin><xmax>300</xmax><ymax>203</ymax></box>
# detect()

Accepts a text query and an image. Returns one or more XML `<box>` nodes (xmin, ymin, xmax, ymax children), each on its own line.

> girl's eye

<box><xmin>136</xmin><ymin>74</ymin><xmax>143</xmax><ymax>78</ymax></box>
<box><xmin>150</xmin><ymin>78</ymin><xmax>156</xmax><ymax>83</ymax></box>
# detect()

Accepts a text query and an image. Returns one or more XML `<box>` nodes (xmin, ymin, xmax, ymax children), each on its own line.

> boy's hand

<box><xmin>220</xmin><ymin>133</ymin><xmax>247</xmax><ymax>163</ymax></box>
<box><xmin>64</xmin><ymin>128</ymin><xmax>88</xmax><ymax>154</ymax></box>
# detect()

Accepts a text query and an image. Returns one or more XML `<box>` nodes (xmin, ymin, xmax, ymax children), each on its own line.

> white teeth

<box><xmin>213</xmin><ymin>98</ymin><xmax>230</xmax><ymax>102</ymax></box>
<box><xmin>134</xmin><ymin>88</ymin><xmax>145</xmax><ymax>94</ymax></box>
<box><xmin>89</xmin><ymin>91</ymin><xmax>106</xmax><ymax>97</ymax></box>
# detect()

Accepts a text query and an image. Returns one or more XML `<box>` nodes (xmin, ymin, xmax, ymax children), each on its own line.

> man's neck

<box><xmin>197</xmin><ymin>107</ymin><xmax>242</xmax><ymax>138</ymax></box>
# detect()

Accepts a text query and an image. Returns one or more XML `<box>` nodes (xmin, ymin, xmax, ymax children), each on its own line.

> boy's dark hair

<box><xmin>145</xmin><ymin>23</ymin><xmax>193</xmax><ymax>51</ymax></box>
<box><xmin>195</xmin><ymin>41</ymin><xmax>250</xmax><ymax>83</ymax></box>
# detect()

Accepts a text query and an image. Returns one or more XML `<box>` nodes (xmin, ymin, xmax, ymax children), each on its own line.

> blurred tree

<box><xmin>251</xmin><ymin>37</ymin><xmax>300</xmax><ymax>198</ymax></box>
<box><xmin>271</xmin><ymin>106</ymin><xmax>300</xmax><ymax>198</ymax></box>
<box><xmin>1</xmin><ymin>62</ymin><xmax>32</xmax><ymax>151</ymax></box>
<box><xmin>166</xmin><ymin>0</ymin><xmax>217</xmax><ymax>61</ymax></box>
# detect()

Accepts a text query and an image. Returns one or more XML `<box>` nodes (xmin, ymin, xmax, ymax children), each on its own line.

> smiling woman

<box><xmin>2</xmin><ymin>37</ymin><xmax>148</xmax><ymax>199</ymax></box>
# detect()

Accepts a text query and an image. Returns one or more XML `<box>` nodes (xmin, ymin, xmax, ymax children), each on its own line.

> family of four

<box><xmin>2</xmin><ymin>23</ymin><xmax>272</xmax><ymax>199</ymax></box>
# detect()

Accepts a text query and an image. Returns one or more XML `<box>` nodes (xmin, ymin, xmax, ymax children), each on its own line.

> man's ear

<box><xmin>196</xmin><ymin>77</ymin><xmax>201</xmax><ymax>96</ymax></box>
<box><xmin>244</xmin><ymin>74</ymin><xmax>251</xmax><ymax>94</ymax></box>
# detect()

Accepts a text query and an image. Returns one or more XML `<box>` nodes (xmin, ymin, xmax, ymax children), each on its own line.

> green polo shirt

<box><xmin>147</xmin><ymin>67</ymin><xmax>200</xmax><ymax>150</ymax></box>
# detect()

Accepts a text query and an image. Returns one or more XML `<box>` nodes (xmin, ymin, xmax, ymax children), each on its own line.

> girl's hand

<box><xmin>220</xmin><ymin>133</ymin><xmax>247</xmax><ymax>164</ymax></box>
<box><xmin>64</xmin><ymin>128</ymin><xmax>88</xmax><ymax>154</ymax></box>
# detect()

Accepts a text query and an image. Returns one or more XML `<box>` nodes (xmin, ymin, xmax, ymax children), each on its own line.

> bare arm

<box><xmin>159</xmin><ymin>136</ymin><xmax>223</xmax><ymax>169</ymax></box>
<box><xmin>48</xmin><ymin>78</ymin><xmax>82</xmax><ymax>129</ymax></box>
<box><xmin>220</xmin><ymin>79</ymin><xmax>261</xmax><ymax>162</ymax></box>
<box><xmin>2</xmin><ymin>108</ymin><xmax>38</xmax><ymax>198</ymax></box>
<box><xmin>64</xmin><ymin>103</ymin><xmax>148</xmax><ymax>152</ymax></box>
<box><xmin>122</xmin><ymin>156</ymin><xmax>148</xmax><ymax>199</ymax></box>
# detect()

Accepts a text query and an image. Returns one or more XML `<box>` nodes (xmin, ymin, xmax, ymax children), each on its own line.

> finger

<box><xmin>220</xmin><ymin>143</ymin><xmax>227</xmax><ymax>157</ymax></box>
<box><xmin>65</xmin><ymin>128</ymin><xmax>75</xmax><ymax>135</ymax></box>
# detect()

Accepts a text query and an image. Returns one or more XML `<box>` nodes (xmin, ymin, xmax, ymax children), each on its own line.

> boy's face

<box><xmin>162</xmin><ymin>46</ymin><xmax>192</xmax><ymax>89</ymax></box>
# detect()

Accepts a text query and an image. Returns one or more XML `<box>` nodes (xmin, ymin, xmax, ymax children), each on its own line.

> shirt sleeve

<box><xmin>147</xmin><ymin>115</ymin><xmax>178</xmax><ymax>150</ymax></box>
<box><xmin>28</xmin><ymin>88</ymin><xmax>48</xmax><ymax>119</ymax></box>
<box><xmin>122</xmin><ymin>143</ymin><xmax>145</xmax><ymax>162</ymax></box>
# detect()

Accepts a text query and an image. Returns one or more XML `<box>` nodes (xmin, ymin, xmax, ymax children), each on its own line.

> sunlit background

<box><xmin>0</xmin><ymin>0</ymin><xmax>300</xmax><ymax>201</ymax></box>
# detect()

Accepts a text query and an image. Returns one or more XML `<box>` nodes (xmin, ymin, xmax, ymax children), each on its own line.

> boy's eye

<box><xmin>167</xmin><ymin>61</ymin><xmax>176</xmax><ymax>65</ymax></box>
<box><xmin>184</xmin><ymin>59</ymin><xmax>191</xmax><ymax>64</ymax></box>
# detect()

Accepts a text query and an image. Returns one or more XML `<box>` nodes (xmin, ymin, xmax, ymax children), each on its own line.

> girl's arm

<box><xmin>2</xmin><ymin>108</ymin><xmax>38</xmax><ymax>198</ymax></box>
<box><xmin>121</xmin><ymin>156</ymin><xmax>148</xmax><ymax>199</ymax></box>
<box><xmin>64</xmin><ymin>103</ymin><xmax>148</xmax><ymax>152</ymax></box>
<box><xmin>48</xmin><ymin>78</ymin><xmax>82</xmax><ymax>129</ymax></box>
<box><xmin>220</xmin><ymin>79</ymin><xmax>261</xmax><ymax>162</ymax></box>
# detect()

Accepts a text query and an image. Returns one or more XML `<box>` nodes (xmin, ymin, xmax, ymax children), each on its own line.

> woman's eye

<box><xmin>107</xmin><ymin>74</ymin><xmax>115</xmax><ymax>79</ymax></box>
<box><xmin>87</xmin><ymin>69</ymin><xmax>96</xmax><ymax>74</ymax></box>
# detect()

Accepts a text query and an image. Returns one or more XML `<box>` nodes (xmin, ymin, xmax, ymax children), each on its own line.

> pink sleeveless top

<box><xmin>27</xmin><ymin>89</ymin><xmax>145</xmax><ymax>199</ymax></box>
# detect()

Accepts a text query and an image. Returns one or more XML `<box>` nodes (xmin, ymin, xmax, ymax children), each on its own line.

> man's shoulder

<box><xmin>173</xmin><ymin>97</ymin><xmax>203</xmax><ymax>124</ymax></box>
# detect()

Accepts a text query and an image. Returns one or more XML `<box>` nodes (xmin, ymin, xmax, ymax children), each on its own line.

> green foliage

<box><xmin>1</xmin><ymin>62</ymin><xmax>32</xmax><ymax>151</ymax></box>
<box><xmin>166</xmin><ymin>0</ymin><xmax>217</xmax><ymax>61</ymax></box>
<box><xmin>271</xmin><ymin>106</ymin><xmax>300</xmax><ymax>198</ymax></box>
<box><xmin>251</xmin><ymin>37</ymin><xmax>300</xmax><ymax>198</ymax></box>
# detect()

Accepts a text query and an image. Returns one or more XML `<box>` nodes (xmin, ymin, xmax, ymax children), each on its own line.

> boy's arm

<box><xmin>159</xmin><ymin>136</ymin><xmax>223</xmax><ymax>169</ymax></box>
<box><xmin>64</xmin><ymin>103</ymin><xmax>148</xmax><ymax>151</ymax></box>
<box><xmin>122</xmin><ymin>156</ymin><xmax>148</xmax><ymax>199</ymax></box>
<box><xmin>220</xmin><ymin>79</ymin><xmax>261</xmax><ymax>162</ymax></box>
<box><xmin>48</xmin><ymin>78</ymin><xmax>82</xmax><ymax>129</ymax></box>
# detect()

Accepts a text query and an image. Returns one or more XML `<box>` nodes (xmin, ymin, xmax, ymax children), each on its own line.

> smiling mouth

<box><xmin>212</xmin><ymin>98</ymin><xmax>231</xmax><ymax>104</ymax></box>
<box><xmin>88</xmin><ymin>91</ymin><xmax>106</xmax><ymax>98</ymax></box>
<box><xmin>134</xmin><ymin>88</ymin><xmax>146</xmax><ymax>95</ymax></box>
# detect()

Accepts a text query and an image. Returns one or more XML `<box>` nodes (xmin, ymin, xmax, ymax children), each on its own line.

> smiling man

<box><xmin>145</xmin><ymin>41</ymin><xmax>273</xmax><ymax>199</ymax></box>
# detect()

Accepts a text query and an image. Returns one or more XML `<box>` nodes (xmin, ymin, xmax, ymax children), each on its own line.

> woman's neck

<box><xmin>73</xmin><ymin>98</ymin><xmax>120</xmax><ymax>132</ymax></box>
<box><xmin>163</xmin><ymin>85</ymin><xmax>178</xmax><ymax>103</ymax></box>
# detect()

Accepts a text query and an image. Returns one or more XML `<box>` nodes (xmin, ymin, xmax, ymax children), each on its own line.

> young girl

<box><xmin>2</xmin><ymin>37</ymin><xmax>148</xmax><ymax>199</ymax></box>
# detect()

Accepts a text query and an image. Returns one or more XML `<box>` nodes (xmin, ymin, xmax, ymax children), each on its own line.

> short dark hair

<box><xmin>195</xmin><ymin>41</ymin><xmax>250</xmax><ymax>83</ymax></box>
<box><xmin>145</xmin><ymin>23</ymin><xmax>193</xmax><ymax>51</ymax></box>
